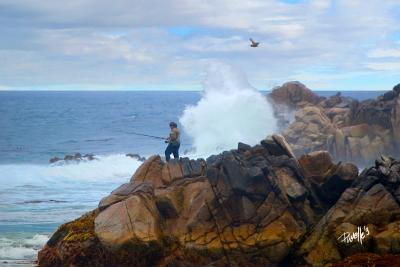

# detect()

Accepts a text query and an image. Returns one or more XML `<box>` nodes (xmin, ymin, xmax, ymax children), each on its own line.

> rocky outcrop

<box><xmin>268</xmin><ymin>82</ymin><xmax>324</xmax><ymax>131</ymax></box>
<box><xmin>40</xmin><ymin>135</ymin><xmax>371</xmax><ymax>266</ymax></box>
<box><xmin>271</xmin><ymin>82</ymin><xmax>400</xmax><ymax>166</ymax></box>
<box><xmin>269</xmin><ymin>81</ymin><xmax>322</xmax><ymax>108</ymax></box>
<box><xmin>295</xmin><ymin>155</ymin><xmax>400</xmax><ymax>266</ymax></box>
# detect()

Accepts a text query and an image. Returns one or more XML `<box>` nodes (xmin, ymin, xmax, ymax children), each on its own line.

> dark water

<box><xmin>0</xmin><ymin>90</ymin><xmax>384</xmax><ymax>263</ymax></box>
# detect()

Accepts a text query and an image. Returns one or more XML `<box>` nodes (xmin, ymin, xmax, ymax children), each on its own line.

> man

<box><xmin>165</xmin><ymin>122</ymin><xmax>180</xmax><ymax>162</ymax></box>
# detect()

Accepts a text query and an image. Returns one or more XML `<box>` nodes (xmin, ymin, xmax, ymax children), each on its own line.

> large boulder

<box><xmin>298</xmin><ymin>151</ymin><xmax>337</xmax><ymax>182</ymax></box>
<box><xmin>130</xmin><ymin>155</ymin><xmax>164</xmax><ymax>187</ymax></box>
<box><xmin>298</xmin><ymin>151</ymin><xmax>358</xmax><ymax>207</ymax></box>
<box><xmin>269</xmin><ymin>81</ymin><xmax>322</xmax><ymax>107</ymax></box>
<box><xmin>95</xmin><ymin>184</ymin><xmax>162</xmax><ymax>248</ymax></box>
<box><xmin>98</xmin><ymin>182</ymin><xmax>153</xmax><ymax>210</ymax></box>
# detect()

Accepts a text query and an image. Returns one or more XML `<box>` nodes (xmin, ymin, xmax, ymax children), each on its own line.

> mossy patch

<box><xmin>47</xmin><ymin>209</ymin><xmax>98</xmax><ymax>246</ymax></box>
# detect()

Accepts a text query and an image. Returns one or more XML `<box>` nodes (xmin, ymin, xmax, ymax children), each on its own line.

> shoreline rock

<box><xmin>38</xmin><ymin>135</ymin><xmax>400</xmax><ymax>267</ymax></box>
<box><xmin>270</xmin><ymin>81</ymin><xmax>400</xmax><ymax>166</ymax></box>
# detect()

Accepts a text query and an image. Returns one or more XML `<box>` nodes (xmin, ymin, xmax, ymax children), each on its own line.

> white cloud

<box><xmin>368</xmin><ymin>48</ymin><xmax>400</xmax><ymax>58</ymax></box>
<box><xmin>0</xmin><ymin>0</ymin><xmax>399</xmax><ymax>89</ymax></box>
<box><xmin>366</xmin><ymin>62</ymin><xmax>400</xmax><ymax>71</ymax></box>
<box><xmin>183</xmin><ymin>36</ymin><xmax>249</xmax><ymax>52</ymax></box>
<box><xmin>310</xmin><ymin>0</ymin><xmax>332</xmax><ymax>11</ymax></box>
<box><xmin>42</xmin><ymin>31</ymin><xmax>154</xmax><ymax>63</ymax></box>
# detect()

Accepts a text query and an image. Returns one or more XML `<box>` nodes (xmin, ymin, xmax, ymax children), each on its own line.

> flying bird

<box><xmin>249</xmin><ymin>38</ymin><xmax>260</xmax><ymax>47</ymax></box>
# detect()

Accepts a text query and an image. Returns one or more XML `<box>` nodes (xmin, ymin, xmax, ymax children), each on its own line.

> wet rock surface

<box><xmin>37</xmin><ymin>135</ymin><xmax>400</xmax><ymax>267</ymax></box>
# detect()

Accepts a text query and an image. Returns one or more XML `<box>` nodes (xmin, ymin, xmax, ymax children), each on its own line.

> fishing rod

<box><xmin>130</xmin><ymin>131</ymin><xmax>167</xmax><ymax>140</ymax></box>
<box><xmin>130</xmin><ymin>131</ymin><xmax>194</xmax><ymax>146</ymax></box>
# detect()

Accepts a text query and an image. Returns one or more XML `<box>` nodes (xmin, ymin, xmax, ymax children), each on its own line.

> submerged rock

<box><xmin>49</xmin><ymin>153</ymin><xmax>97</xmax><ymax>164</ymax></box>
<box><xmin>125</xmin><ymin>153</ymin><xmax>146</xmax><ymax>161</ymax></box>
<box><xmin>49</xmin><ymin>157</ymin><xmax>61</xmax><ymax>163</ymax></box>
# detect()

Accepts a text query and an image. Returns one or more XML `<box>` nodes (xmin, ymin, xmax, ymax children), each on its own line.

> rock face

<box><xmin>39</xmin><ymin>135</ymin><xmax>371</xmax><ymax>266</ymax></box>
<box><xmin>270</xmin><ymin>82</ymin><xmax>400</xmax><ymax>166</ymax></box>
<box><xmin>296</xmin><ymin>155</ymin><xmax>400</xmax><ymax>266</ymax></box>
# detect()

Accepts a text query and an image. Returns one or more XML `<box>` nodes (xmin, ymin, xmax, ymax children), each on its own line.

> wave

<box><xmin>180</xmin><ymin>62</ymin><xmax>277</xmax><ymax>157</ymax></box>
<box><xmin>0</xmin><ymin>234</ymin><xmax>48</xmax><ymax>260</ymax></box>
<box><xmin>0</xmin><ymin>154</ymin><xmax>142</xmax><ymax>187</ymax></box>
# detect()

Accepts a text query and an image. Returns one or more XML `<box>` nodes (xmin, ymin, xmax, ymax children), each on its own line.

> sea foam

<box><xmin>180</xmin><ymin>63</ymin><xmax>277</xmax><ymax>157</ymax></box>
<box><xmin>0</xmin><ymin>154</ymin><xmax>142</xmax><ymax>187</ymax></box>
<box><xmin>0</xmin><ymin>234</ymin><xmax>48</xmax><ymax>260</ymax></box>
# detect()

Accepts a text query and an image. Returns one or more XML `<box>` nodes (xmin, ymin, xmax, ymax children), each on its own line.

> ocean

<box><xmin>0</xmin><ymin>90</ymin><xmax>384</xmax><ymax>265</ymax></box>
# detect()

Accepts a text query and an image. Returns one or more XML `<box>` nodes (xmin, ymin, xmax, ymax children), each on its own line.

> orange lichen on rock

<box><xmin>38</xmin><ymin>135</ymin><xmax>400</xmax><ymax>266</ymax></box>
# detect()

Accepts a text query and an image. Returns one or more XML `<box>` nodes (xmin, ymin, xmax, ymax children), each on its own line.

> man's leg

<box><xmin>165</xmin><ymin>144</ymin><xmax>172</xmax><ymax>162</ymax></box>
<box><xmin>172</xmin><ymin>144</ymin><xmax>180</xmax><ymax>159</ymax></box>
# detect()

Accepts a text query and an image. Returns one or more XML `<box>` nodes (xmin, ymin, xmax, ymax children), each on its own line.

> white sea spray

<box><xmin>180</xmin><ymin>62</ymin><xmax>277</xmax><ymax>157</ymax></box>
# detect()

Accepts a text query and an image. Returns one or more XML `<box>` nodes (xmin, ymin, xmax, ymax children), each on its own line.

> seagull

<box><xmin>249</xmin><ymin>38</ymin><xmax>260</xmax><ymax>47</ymax></box>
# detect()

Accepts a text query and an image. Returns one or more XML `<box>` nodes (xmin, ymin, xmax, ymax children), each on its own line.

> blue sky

<box><xmin>0</xmin><ymin>0</ymin><xmax>399</xmax><ymax>91</ymax></box>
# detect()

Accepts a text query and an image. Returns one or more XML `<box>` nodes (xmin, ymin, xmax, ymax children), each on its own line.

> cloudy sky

<box><xmin>1</xmin><ymin>0</ymin><xmax>399</xmax><ymax>91</ymax></box>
